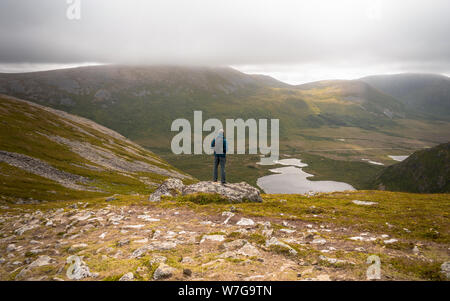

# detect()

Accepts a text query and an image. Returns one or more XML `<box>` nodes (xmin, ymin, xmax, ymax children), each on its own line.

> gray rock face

<box><xmin>183</xmin><ymin>181</ymin><xmax>262</xmax><ymax>203</ymax></box>
<box><xmin>149</xmin><ymin>178</ymin><xmax>184</xmax><ymax>202</ymax></box>
<box><xmin>148</xmin><ymin>178</ymin><xmax>262</xmax><ymax>203</ymax></box>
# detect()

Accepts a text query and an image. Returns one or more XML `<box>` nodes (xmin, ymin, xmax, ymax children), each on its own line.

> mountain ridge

<box><xmin>0</xmin><ymin>94</ymin><xmax>192</xmax><ymax>202</ymax></box>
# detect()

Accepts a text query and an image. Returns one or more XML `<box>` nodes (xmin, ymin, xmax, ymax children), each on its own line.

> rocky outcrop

<box><xmin>148</xmin><ymin>178</ymin><xmax>185</xmax><ymax>202</ymax></box>
<box><xmin>148</xmin><ymin>178</ymin><xmax>262</xmax><ymax>203</ymax></box>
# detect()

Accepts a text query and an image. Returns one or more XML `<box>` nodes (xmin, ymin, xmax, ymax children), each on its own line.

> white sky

<box><xmin>1</xmin><ymin>0</ymin><xmax>449</xmax><ymax>84</ymax></box>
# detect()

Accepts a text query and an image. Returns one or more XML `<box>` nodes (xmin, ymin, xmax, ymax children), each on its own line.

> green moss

<box><xmin>388</xmin><ymin>258</ymin><xmax>446</xmax><ymax>281</ymax></box>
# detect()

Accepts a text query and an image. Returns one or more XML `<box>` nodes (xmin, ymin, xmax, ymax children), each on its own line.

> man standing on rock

<box><xmin>211</xmin><ymin>129</ymin><xmax>228</xmax><ymax>184</ymax></box>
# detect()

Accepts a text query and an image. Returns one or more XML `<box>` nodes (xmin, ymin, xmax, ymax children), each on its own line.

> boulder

<box><xmin>441</xmin><ymin>262</ymin><xmax>450</xmax><ymax>279</ymax></box>
<box><xmin>119</xmin><ymin>272</ymin><xmax>134</xmax><ymax>281</ymax></box>
<box><xmin>153</xmin><ymin>263</ymin><xmax>176</xmax><ymax>280</ymax></box>
<box><xmin>183</xmin><ymin>181</ymin><xmax>262</xmax><ymax>203</ymax></box>
<box><xmin>236</xmin><ymin>218</ymin><xmax>255</xmax><ymax>226</ymax></box>
<box><xmin>148</xmin><ymin>178</ymin><xmax>184</xmax><ymax>202</ymax></box>
<box><xmin>236</xmin><ymin>243</ymin><xmax>260</xmax><ymax>257</ymax></box>
<box><xmin>148</xmin><ymin>178</ymin><xmax>262</xmax><ymax>203</ymax></box>
<box><xmin>265</xmin><ymin>237</ymin><xmax>298</xmax><ymax>255</ymax></box>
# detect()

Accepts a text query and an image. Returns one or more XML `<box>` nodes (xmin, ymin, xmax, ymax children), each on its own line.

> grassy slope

<box><xmin>1</xmin><ymin>66</ymin><xmax>450</xmax><ymax>189</ymax></box>
<box><xmin>0</xmin><ymin>95</ymin><xmax>192</xmax><ymax>201</ymax></box>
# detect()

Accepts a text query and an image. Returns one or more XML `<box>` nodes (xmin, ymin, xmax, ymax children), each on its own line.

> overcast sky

<box><xmin>0</xmin><ymin>0</ymin><xmax>449</xmax><ymax>84</ymax></box>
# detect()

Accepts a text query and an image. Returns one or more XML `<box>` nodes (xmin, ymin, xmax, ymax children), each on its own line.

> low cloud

<box><xmin>1</xmin><ymin>0</ymin><xmax>449</xmax><ymax>82</ymax></box>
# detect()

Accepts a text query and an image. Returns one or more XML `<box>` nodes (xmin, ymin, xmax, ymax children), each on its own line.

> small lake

<box><xmin>257</xmin><ymin>158</ymin><xmax>355</xmax><ymax>194</ymax></box>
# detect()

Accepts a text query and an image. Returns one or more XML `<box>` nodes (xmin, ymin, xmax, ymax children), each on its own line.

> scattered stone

<box><xmin>280</xmin><ymin>229</ymin><xmax>296</xmax><ymax>234</ymax></box>
<box><xmin>236</xmin><ymin>243</ymin><xmax>260</xmax><ymax>257</ymax></box>
<box><xmin>150</xmin><ymin>241</ymin><xmax>177</xmax><ymax>251</ymax></box>
<box><xmin>6</xmin><ymin>244</ymin><xmax>17</xmax><ymax>253</ymax></box>
<box><xmin>99</xmin><ymin>232</ymin><xmax>107</xmax><ymax>239</ymax></box>
<box><xmin>236</xmin><ymin>218</ymin><xmax>255</xmax><ymax>226</ymax></box>
<box><xmin>319</xmin><ymin>255</ymin><xmax>349</xmax><ymax>265</ymax></box>
<box><xmin>137</xmin><ymin>215</ymin><xmax>160</xmax><ymax>222</ymax></box>
<box><xmin>150</xmin><ymin>255</ymin><xmax>167</xmax><ymax>265</ymax></box>
<box><xmin>68</xmin><ymin>243</ymin><xmax>88</xmax><ymax>253</ymax></box>
<box><xmin>117</xmin><ymin>239</ymin><xmax>130</xmax><ymax>247</ymax></box>
<box><xmin>108</xmin><ymin>215</ymin><xmax>124</xmax><ymax>223</ymax></box>
<box><xmin>384</xmin><ymin>239</ymin><xmax>398</xmax><ymax>244</ymax></box>
<box><xmin>201</xmin><ymin>235</ymin><xmax>225</xmax><ymax>243</ymax></box>
<box><xmin>352</xmin><ymin>200</ymin><xmax>378</xmax><ymax>206</ymax></box>
<box><xmin>14</xmin><ymin>225</ymin><xmax>37</xmax><ymax>235</ymax></box>
<box><xmin>28</xmin><ymin>255</ymin><xmax>55</xmax><ymax>268</ymax></box>
<box><xmin>222</xmin><ymin>211</ymin><xmax>235</xmax><ymax>224</ymax></box>
<box><xmin>223</xmin><ymin>239</ymin><xmax>247</xmax><ymax>250</ymax></box>
<box><xmin>183</xmin><ymin>269</ymin><xmax>192</xmax><ymax>277</ymax></box>
<box><xmin>66</xmin><ymin>255</ymin><xmax>94</xmax><ymax>280</ymax></box>
<box><xmin>153</xmin><ymin>263</ymin><xmax>176</xmax><ymax>280</ymax></box>
<box><xmin>122</xmin><ymin>224</ymin><xmax>144</xmax><ymax>229</ymax></box>
<box><xmin>105</xmin><ymin>195</ymin><xmax>118</xmax><ymax>202</ymax></box>
<box><xmin>265</xmin><ymin>237</ymin><xmax>297</xmax><ymax>255</ymax></box>
<box><xmin>349</xmin><ymin>236</ymin><xmax>376</xmax><ymax>242</ymax></box>
<box><xmin>133</xmin><ymin>238</ymin><xmax>148</xmax><ymax>244</ymax></box>
<box><xmin>262</xmin><ymin>229</ymin><xmax>273</xmax><ymax>238</ymax></box>
<box><xmin>148</xmin><ymin>178</ymin><xmax>184</xmax><ymax>202</ymax></box>
<box><xmin>181</xmin><ymin>257</ymin><xmax>194</xmax><ymax>264</ymax></box>
<box><xmin>441</xmin><ymin>262</ymin><xmax>450</xmax><ymax>279</ymax></box>
<box><xmin>311</xmin><ymin>238</ymin><xmax>327</xmax><ymax>245</ymax></box>
<box><xmin>119</xmin><ymin>272</ymin><xmax>134</xmax><ymax>281</ymax></box>
<box><xmin>16</xmin><ymin>255</ymin><xmax>55</xmax><ymax>279</ymax></box>
<box><xmin>131</xmin><ymin>246</ymin><xmax>149</xmax><ymax>259</ymax></box>
<box><xmin>315</xmin><ymin>274</ymin><xmax>331</xmax><ymax>281</ymax></box>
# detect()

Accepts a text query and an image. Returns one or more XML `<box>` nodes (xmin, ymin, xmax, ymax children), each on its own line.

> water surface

<box><xmin>257</xmin><ymin>158</ymin><xmax>355</xmax><ymax>194</ymax></box>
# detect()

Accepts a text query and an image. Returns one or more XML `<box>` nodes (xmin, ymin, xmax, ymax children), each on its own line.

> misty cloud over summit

<box><xmin>1</xmin><ymin>0</ymin><xmax>450</xmax><ymax>82</ymax></box>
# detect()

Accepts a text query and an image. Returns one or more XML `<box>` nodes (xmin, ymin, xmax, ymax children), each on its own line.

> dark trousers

<box><xmin>213</xmin><ymin>156</ymin><xmax>226</xmax><ymax>183</ymax></box>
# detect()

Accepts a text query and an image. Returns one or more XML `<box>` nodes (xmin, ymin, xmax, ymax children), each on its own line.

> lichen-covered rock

<box><xmin>183</xmin><ymin>181</ymin><xmax>262</xmax><ymax>203</ymax></box>
<box><xmin>441</xmin><ymin>262</ymin><xmax>450</xmax><ymax>279</ymax></box>
<box><xmin>149</xmin><ymin>178</ymin><xmax>262</xmax><ymax>203</ymax></box>
<box><xmin>148</xmin><ymin>178</ymin><xmax>184</xmax><ymax>202</ymax></box>
<box><xmin>66</xmin><ymin>255</ymin><xmax>94</xmax><ymax>280</ymax></box>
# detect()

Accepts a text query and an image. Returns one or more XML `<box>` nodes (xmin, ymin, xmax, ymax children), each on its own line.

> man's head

<box><xmin>218</xmin><ymin>129</ymin><xmax>224</xmax><ymax>136</ymax></box>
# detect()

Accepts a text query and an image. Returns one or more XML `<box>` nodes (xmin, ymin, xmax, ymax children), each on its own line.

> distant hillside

<box><xmin>361</xmin><ymin>73</ymin><xmax>450</xmax><ymax>121</ymax></box>
<box><xmin>373</xmin><ymin>142</ymin><xmax>450</xmax><ymax>193</ymax></box>
<box><xmin>0</xmin><ymin>66</ymin><xmax>412</xmax><ymax>144</ymax></box>
<box><xmin>1</xmin><ymin>66</ymin><xmax>450</xmax><ymax>183</ymax></box>
<box><xmin>0</xmin><ymin>94</ymin><xmax>191</xmax><ymax>202</ymax></box>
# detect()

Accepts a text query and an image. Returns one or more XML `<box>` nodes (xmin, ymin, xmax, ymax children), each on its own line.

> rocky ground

<box><xmin>0</xmin><ymin>188</ymin><xmax>449</xmax><ymax>281</ymax></box>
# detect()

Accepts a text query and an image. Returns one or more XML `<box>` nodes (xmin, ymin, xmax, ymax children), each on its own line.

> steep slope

<box><xmin>0</xmin><ymin>94</ymin><xmax>191</xmax><ymax>202</ymax></box>
<box><xmin>373</xmin><ymin>142</ymin><xmax>450</xmax><ymax>193</ymax></box>
<box><xmin>1</xmin><ymin>66</ymin><xmax>450</xmax><ymax>186</ymax></box>
<box><xmin>296</xmin><ymin>79</ymin><xmax>407</xmax><ymax>127</ymax></box>
<box><xmin>361</xmin><ymin>73</ymin><xmax>450</xmax><ymax>121</ymax></box>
